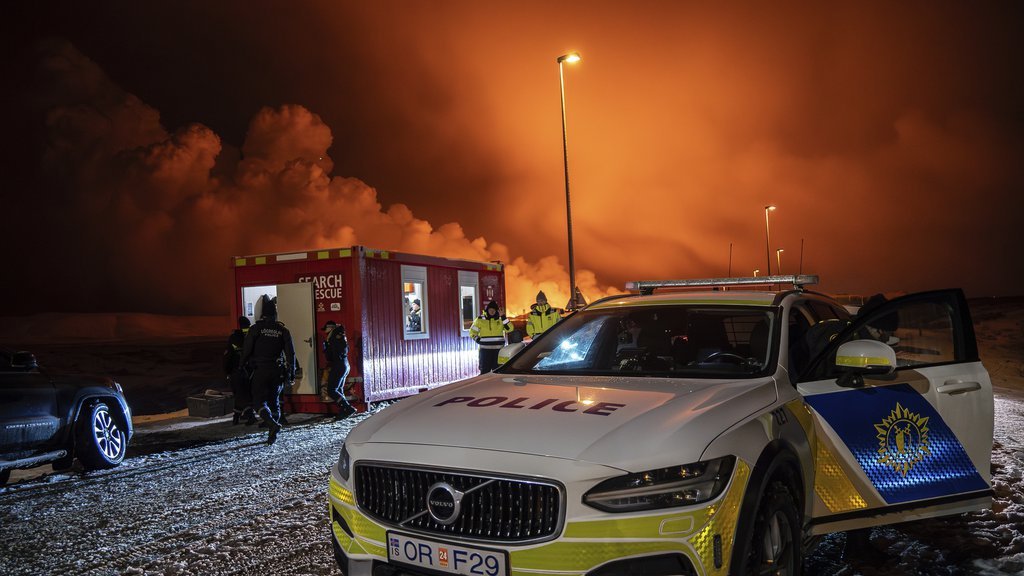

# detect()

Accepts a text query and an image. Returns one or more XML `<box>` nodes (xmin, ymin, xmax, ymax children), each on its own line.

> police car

<box><xmin>328</xmin><ymin>276</ymin><xmax>993</xmax><ymax>575</ymax></box>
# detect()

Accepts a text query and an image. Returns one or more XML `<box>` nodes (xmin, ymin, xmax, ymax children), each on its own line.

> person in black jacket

<box><xmin>240</xmin><ymin>296</ymin><xmax>296</xmax><ymax>445</ymax></box>
<box><xmin>406</xmin><ymin>299</ymin><xmax>423</xmax><ymax>333</ymax></box>
<box><xmin>223</xmin><ymin>316</ymin><xmax>255</xmax><ymax>425</ymax></box>
<box><xmin>322</xmin><ymin>321</ymin><xmax>356</xmax><ymax>421</ymax></box>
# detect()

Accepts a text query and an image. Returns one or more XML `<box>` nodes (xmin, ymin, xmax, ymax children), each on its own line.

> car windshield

<box><xmin>503</xmin><ymin>305</ymin><xmax>777</xmax><ymax>378</ymax></box>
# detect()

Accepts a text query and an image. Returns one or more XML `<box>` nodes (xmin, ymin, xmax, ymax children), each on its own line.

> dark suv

<box><xmin>1</xmin><ymin>348</ymin><xmax>133</xmax><ymax>484</ymax></box>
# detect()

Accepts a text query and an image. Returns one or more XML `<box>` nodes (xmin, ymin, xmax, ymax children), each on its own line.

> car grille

<box><xmin>354</xmin><ymin>464</ymin><xmax>563</xmax><ymax>543</ymax></box>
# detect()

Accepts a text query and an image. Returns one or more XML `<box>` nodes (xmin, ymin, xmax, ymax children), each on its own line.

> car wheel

<box><xmin>737</xmin><ymin>479</ymin><xmax>802</xmax><ymax>576</ymax></box>
<box><xmin>76</xmin><ymin>402</ymin><xmax>128</xmax><ymax>470</ymax></box>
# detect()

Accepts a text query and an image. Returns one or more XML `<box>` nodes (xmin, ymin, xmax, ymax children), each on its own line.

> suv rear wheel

<box><xmin>76</xmin><ymin>402</ymin><xmax>127</xmax><ymax>470</ymax></box>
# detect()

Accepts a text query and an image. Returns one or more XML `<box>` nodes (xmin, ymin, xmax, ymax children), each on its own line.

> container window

<box><xmin>402</xmin><ymin>265</ymin><xmax>428</xmax><ymax>340</ymax></box>
<box><xmin>457</xmin><ymin>271</ymin><xmax>480</xmax><ymax>336</ymax></box>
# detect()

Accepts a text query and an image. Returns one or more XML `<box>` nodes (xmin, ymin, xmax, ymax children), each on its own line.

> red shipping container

<box><xmin>231</xmin><ymin>246</ymin><xmax>506</xmax><ymax>415</ymax></box>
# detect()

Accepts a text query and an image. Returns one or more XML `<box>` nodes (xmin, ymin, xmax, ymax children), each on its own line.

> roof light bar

<box><xmin>625</xmin><ymin>275</ymin><xmax>819</xmax><ymax>295</ymax></box>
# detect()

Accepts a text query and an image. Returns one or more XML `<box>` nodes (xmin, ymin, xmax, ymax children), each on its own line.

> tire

<box><xmin>736</xmin><ymin>480</ymin><xmax>802</xmax><ymax>576</ymax></box>
<box><xmin>76</xmin><ymin>402</ymin><xmax>128</xmax><ymax>471</ymax></box>
<box><xmin>0</xmin><ymin>468</ymin><xmax>10</xmax><ymax>485</ymax></box>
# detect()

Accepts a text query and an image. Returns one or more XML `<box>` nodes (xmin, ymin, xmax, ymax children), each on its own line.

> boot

<box><xmin>278</xmin><ymin>413</ymin><xmax>289</xmax><ymax>426</ymax></box>
<box><xmin>231</xmin><ymin>411</ymin><xmax>241</xmax><ymax>425</ymax></box>
<box><xmin>335</xmin><ymin>402</ymin><xmax>356</xmax><ymax>421</ymax></box>
<box><xmin>266</xmin><ymin>420</ymin><xmax>281</xmax><ymax>445</ymax></box>
<box><xmin>259</xmin><ymin>408</ymin><xmax>281</xmax><ymax>445</ymax></box>
<box><xmin>244</xmin><ymin>411</ymin><xmax>258</xmax><ymax>426</ymax></box>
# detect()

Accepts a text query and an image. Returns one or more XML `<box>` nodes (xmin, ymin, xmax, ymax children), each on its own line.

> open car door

<box><xmin>794</xmin><ymin>289</ymin><xmax>993</xmax><ymax>534</ymax></box>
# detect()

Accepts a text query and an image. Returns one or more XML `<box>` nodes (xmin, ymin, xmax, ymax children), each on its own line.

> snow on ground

<box><xmin>1</xmin><ymin>413</ymin><xmax>366</xmax><ymax>576</ymax></box>
<box><xmin>1</xmin><ymin>395</ymin><xmax>1023</xmax><ymax>576</ymax></box>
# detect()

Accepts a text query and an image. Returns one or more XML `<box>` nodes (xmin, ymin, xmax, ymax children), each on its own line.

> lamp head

<box><xmin>558</xmin><ymin>52</ymin><xmax>582</xmax><ymax>64</ymax></box>
<box><xmin>765</xmin><ymin>205</ymin><xmax>777</xmax><ymax>212</ymax></box>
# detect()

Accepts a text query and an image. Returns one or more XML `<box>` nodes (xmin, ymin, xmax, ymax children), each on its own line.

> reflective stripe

<box><xmin>837</xmin><ymin>355</ymin><xmax>892</xmax><ymax>367</ymax></box>
<box><xmin>785</xmin><ymin>400</ymin><xmax>868</xmax><ymax>513</ymax></box>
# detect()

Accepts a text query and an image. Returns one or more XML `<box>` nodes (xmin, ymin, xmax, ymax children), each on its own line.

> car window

<box><xmin>807</xmin><ymin>300</ymin><xmax>842</xmax><ymax>321</ymax></box>
<box><xmin>802</xmin><ymin>292</ymin><xmax>969</xmax><ymax>382</ymax></box>
<box><xmin>503</xmin><ymin>305</ymin><xmax>776</xmax><ymax>378</ymax></box>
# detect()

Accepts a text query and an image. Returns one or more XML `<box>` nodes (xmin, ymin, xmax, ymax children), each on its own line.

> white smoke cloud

<box><xmin>30</xmin><ymin>39</ymin><xmax>615</xmax><ymax>314</ymax></box>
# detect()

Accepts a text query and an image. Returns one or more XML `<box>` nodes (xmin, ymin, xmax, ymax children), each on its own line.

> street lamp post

<box><xmin>776</xmin><ymin>248</ymin><xmax>784</xmax><ymax>275</ymax></box>
<box><xmin>764</xmin><ymin>205</ymin><xmax>776</xmax><ymax>276</ymax></box>
<box><xmin>558</xmin><ymin>52</ymin><xmax>581</xmax><ymax>310</ymax></box>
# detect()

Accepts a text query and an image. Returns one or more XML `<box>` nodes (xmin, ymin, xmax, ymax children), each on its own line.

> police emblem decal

<box><xmin>875</xmin><ymin>402</ymin><xmax>930</xmax><ymax>477</ymax></box>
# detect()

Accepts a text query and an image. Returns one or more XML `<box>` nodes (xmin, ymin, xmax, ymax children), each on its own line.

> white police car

<box><xmin>329</xmin><ymin>276</ymin><xmax>993</xmax><ymax>575</ymax></box>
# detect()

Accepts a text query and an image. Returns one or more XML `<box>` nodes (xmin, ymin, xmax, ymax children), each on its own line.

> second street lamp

<box><xmin>776</xmin><ymin>248</ymin><xmax>785</xmax><ymax>275</ymax></box>
<box><xmin>764</xmin><ymin>205</ymin><xmax>776</xmax><ymax>276</ymax></box>
<box><xmin>559</xmin><ymin>52</ymin><xmax>581</xmax><ymax>309</ymax></box>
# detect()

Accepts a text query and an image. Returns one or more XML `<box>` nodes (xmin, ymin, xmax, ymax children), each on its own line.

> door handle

<box><xmin>304</xmin><ymin>337</ymin><xmax>313</xmax><ymax>347</ymax></box>
<box><xmin>937</xmin><ymin>380</ymin><xmax>981</xmax><ymax>395</ymax></box>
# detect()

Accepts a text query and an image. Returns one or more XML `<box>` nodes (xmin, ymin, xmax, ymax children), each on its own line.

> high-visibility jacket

<box><xmin>470</xmin><ymin>314</ymin><xmax>512</xmax><ymax>349</ymax></box>
<box><xmin>526</xmin><ymin>303</ymin><xmax>561</xmax><ymax>338</ymax></box>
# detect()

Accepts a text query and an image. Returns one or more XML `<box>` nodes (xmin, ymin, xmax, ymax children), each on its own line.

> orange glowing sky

<box><xmin>2</xmin><ymin>1</ymin><xmax>1022</xmax><ymax>315</ymax></box>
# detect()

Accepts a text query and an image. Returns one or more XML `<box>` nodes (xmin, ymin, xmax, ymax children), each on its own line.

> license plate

<box><xmin>387</xmin><ymin>531</ymin><xmax>508</xmax><ymax>576</ymax></box>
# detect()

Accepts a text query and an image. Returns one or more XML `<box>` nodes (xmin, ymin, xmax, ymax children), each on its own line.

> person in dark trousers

<box><xmin>469</xmin><ymin>300</ymin><xmax>512</xmax><ymax>373</ymax></box>
<box><xmin>224</xmin><ymin>316</ymin><xmax>256</xmax><ymax>425</ymax></box>
<box><xmin>240</xmin><ymin>296</ymin><xmax>296</xmax><ymax>445</ymax></box>
<box><xmin>322</xmin><ymin>321</ymin><xmax>356</xmax><ymax>420</ymax></box>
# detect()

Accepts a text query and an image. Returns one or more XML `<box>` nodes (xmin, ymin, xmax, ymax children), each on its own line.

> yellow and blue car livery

<box><xmin>328</xmin><ymin>281</ymin><xmax>993</xmax><ymax>575</ymax></box>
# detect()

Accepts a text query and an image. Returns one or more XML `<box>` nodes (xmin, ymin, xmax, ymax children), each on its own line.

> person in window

<box><xmin>526</xmin><ymin>291</ymin><xmax>561</xmax><ymax>339</ymax></box>
<box><xmin>617</xmin><ymin>315</ymin><xmax>644</xmax><ymax>351</ymax></box>
<box><xmin>407</xmin><ymin>298</ymin><xmax>423</xmax><ymax>332</ymax></box>
<box><xmin>322</xmin><ymin>321</ymin><xmax>356</xmax><ymax>421</ymax></box>
<box><xmin>470</xmin><ymin>300</ymin><xmax>512</xmax><ymax>373</ymax></box>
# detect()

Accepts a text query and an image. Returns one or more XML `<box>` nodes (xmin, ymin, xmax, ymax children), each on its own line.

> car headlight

<box><xmin>337</xmin><ymin>442</ymin><xmax>351</xmax><ymax>481</ymax></box>
<box><xmin>583</xmin><ymin>455</ymin><xmax>735</xmax><ymax>512</ymax></box>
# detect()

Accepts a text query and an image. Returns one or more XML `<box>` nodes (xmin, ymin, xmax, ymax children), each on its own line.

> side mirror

<box><xmin>11</xmin><ymin>351</ymin><xmax>39</xmax><ymax>370</ymax></box>
<box><xmin>834</xmin><ymin>339</ymin><xmax>896</xmax><ymax>388</ymax></box>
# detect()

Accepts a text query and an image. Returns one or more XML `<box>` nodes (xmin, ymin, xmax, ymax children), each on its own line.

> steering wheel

<box><xmin>701</xmin><ymin>351</ymin><xmax>747</xmax><ymax>364</ymax></box>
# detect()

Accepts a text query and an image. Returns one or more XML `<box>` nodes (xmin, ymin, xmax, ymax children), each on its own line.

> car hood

<box><xmin>347</xmin><ymin>372</ymin><xmax>778</xmax><ymax>471</ymax></box>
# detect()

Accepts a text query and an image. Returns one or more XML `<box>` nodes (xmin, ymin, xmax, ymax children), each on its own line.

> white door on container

<box><xmin>276</xmin><ymin>282</ymin><xmax>318</xmax><ymax>395</ymax></box>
